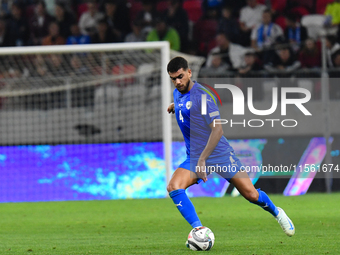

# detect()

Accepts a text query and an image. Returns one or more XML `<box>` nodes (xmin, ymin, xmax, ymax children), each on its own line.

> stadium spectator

<box><xmin>78</xmin><ymin>1</ymin><xmax>104</xmax><ymax>36</ymax></box>
<box><xmin>298</xmin><ymin>38</ymin><xmax>321</xmax><ymax>68</ymax></box>
<box><xmin>47</xmin><ymin>0</ymin><xmax>74</xmax><ymax>15</ymax></box>
<box><xmin>48</xmin><ymin>54</ymin><xmax>67</xmax><ymax>76</ymax></box>
<box><xmin>164</xmin><ymin>0</ymin><xmax>189</xmax><ymax>52</ymax></box>
<box><xmin>206</xmin><ymin>33</ymin><xmax>247</xmax><ymax>70</ymax></box>
<box><xmin>125</xmin><ymin>19</ymin><xmax>146</xmax><ymax>42</ymax></box>
<box><xmin>201</xmin><ymin>5</ymin><xmax>220</xmax><ymax>21</ymax></box>
<box><xmin>0</xmin><ymin>19</ymin><xmax>11</xmax><ymax>47</ymax></box>
<box><xmin>42</xmin><ymin>22</ymin><xmax>65</xmax><ymax>45</ymax></box>
<box><xmin>29</xmin><ymin>1</ymin><xmax>55</xmax><ymax>45</ymax></box>
<box><xmin>33</xmin><ymin>55</ymin><xmax>50</xmax><ymax>77</ymax></box>
<box><xmin>104</xmin><ymin>0</ymin><xmax>131</xmax><ymax>42</ymax></box>
<box><xmin>265</xmin><ymin>45</ymin><xmax>301</xmax><ymax>100</ymax></box>
<box><xmin>239</xmin><ymin>0</ymin><xmax>266</xmax><ymax>46</ymax></box>
<box><xmin>67</xmin><ymin>23</ymin><xmax>91</xmax><ymax>45</ymax></box>
<box><xmin>251</xmin><ymin>9</ymin><xmax>283</xmax><ymax>50</ymax></box>
<box><xmin>238</xmin><ymin>51</ymin><xmax>263</xmax><ymax>101</ymax></box>
<box><xmin>238</xmin><ymin>51</ymin><xmax>263</xmax><ymax>74</ymax></box>
<box><xmin>326</xmin><ymin>35</ymin><xmax>340</xmax><ymax>67</ymax></box>
<box><xmin>6</xmin><ymin>3</ymin><xmax>29</xmax><ymax>46</ymax></box>
<box><xmin>324</xmin><ymin>0</ymin><xmax>340</xmax><ymax>25</ymax></box>
<box><xmin>91</xmin><ymin>19</ymin><xmax>117</xmax><ymax>44</ymax></box>
<box><xmin>217</xmin><ymin>6</ymin><xmax>240</xmax><ymax>44</ymax></box>
<box><xmin>200</xmin><ymin>53</ymin><xmax>229</xmax><ymax>74</ymax></box>
<box><xmin>284</xmin><ymin>13</ymin><xmax>308</xmax><ymax>52</ymax></box>
<box><xmin>264</xmin><ymin>45</ymin><xmax>301</xmax><ymax>73</ymax></box>
<box><xmin>136</xmin><ymin>0</ymin><xmax>157</xmax><ymax>34</ymax></box>
<box><xmin>55</xmin><ymin>3</ymin><xmax>75</xmax><ymax>38</ymax></box>
<box><xmin>146</xmin><ymin>16</ymin><xmax>180</xmax><ymax>51</ymax></box>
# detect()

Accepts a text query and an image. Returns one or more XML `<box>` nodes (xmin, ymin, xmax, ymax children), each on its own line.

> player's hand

<box><xmin>196</xmin><ymin>158</ymin><xmax>208</xmax><ymax>182</ymax></box>
<box><xmin>167</xmin><ymin>103</ymin><xmax>175</xmax><ymax>114</ymax></box>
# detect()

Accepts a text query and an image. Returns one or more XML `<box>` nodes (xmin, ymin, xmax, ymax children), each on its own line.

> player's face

<box><xmin>169</xmin><ymin>68</ymin><xmax>192</xmax><ymax>93</ymax></box>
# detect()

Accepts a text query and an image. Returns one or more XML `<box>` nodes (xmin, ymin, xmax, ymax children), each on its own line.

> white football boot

<box><xmin>276</xmin><ymin>207</ymin><xmax>295</xmax><ymax>237</ymax></box>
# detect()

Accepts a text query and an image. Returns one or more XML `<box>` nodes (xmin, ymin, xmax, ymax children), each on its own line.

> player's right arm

<box><xmin>196</xmin><ymin>121</ymin><xmax>224</xmax><ymax>182</ymax></box>
<box><xmin>167</xmin><ymin>103</ymin><xmax>175</xmax><ymax>114</ymax></box>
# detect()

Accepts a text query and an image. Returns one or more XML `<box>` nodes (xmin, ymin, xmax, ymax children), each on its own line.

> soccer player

<box><xmin>166</xmin><ymin>56</ymin><xmax>295</xmax><ymax>237</ymax></box>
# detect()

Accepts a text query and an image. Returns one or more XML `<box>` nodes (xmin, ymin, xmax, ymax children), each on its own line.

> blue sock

<box><xmin>169</xmin><ymin>189</ymin><xmax>202</xmax><ymax>228</ymax></box>
<box><xmin>251</xmin><ymin>188</ymin><xmax>279</xmax><ymax>217</ymax></box>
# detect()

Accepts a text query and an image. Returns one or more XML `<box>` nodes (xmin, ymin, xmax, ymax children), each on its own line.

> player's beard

<box><xmin>178</xmin><ymin>80</ymin><xmax>190</xmax><ymax>94</ymax></box>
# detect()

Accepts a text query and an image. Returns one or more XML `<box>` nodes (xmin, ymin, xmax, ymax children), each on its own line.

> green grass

<box><xmin>0</xmin><ymin>193</ymin><xmax>340</xmax><ymax>254</ymax></box>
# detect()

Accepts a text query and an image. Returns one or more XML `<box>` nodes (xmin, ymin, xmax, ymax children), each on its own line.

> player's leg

<box><xmin>230</xmin><ymin>171</ymin><xmax>295</xmax><ymax>236</ymax></box>
<box><xmin>211</xmin><ymin>152</ymin><xmax>279</xmax><ymax>217</ymax></box>
<box><xmin>167</xmin><ymin>168</ymin><xmax>202</xmax><ymax>228</ymax></box>
<box><xmin>229</xmin><ymin>171</ymin><xmax>278</xmax><ymax>216</ymax></box>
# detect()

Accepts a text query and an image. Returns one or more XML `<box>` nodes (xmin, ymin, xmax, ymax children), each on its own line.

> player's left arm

<box><xmin>196</xmin><ymin>122</ymin><xmax>224</xmax><ymax>182</ymax></box>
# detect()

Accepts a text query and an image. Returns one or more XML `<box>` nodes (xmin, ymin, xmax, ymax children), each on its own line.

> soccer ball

<box><xmin>185</xmin><ymin>226</ymin><xmax>215</xmax><ymax>251</ymax></box>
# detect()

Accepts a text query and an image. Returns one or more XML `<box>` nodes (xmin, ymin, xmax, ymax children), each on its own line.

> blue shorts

<box><xmin>178</xmin><ymin>151</ymin><xmax>243</xmax><ymax>184</ymax></box>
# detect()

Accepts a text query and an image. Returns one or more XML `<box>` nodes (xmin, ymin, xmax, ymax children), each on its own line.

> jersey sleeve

<box><xmin>195</xmin><ymin>92</ymin><xmax>221</xmax><ymax>125</ymax></box>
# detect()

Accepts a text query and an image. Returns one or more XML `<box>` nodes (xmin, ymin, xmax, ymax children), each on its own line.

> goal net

<box><xmin>0</xmin><ymin>42</ymin><xmax>205</xmax><ymax>201</ymax></box>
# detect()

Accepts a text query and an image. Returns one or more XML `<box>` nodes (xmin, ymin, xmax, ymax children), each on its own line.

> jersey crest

<box><xmin>186</xmin><ymin>101</ymin><xmax>192</xmax><ymax>110</ymax></box>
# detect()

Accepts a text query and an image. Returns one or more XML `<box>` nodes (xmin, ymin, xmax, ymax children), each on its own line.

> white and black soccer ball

<box><xmin>185</xmin><ymin>226</ymin><xmax>215</xmax><ymax>251</ymax></box>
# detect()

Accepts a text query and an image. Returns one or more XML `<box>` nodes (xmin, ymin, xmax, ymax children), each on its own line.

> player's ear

<box><xmin>187</xmin><ymin>69</ymin><xmax>192</xmax><ymax>78</ymax></box>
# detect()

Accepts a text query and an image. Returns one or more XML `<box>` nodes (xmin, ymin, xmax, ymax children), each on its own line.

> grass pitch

<box><xmin>0</xmin><ymin>193</ymin><xmax>339</xmax><ymax>254</ymax></box>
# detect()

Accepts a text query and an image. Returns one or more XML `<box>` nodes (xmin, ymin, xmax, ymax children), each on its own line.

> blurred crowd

<box><xmin>0</xmin><ymin>0</ymin><xmax>339</xmax><ymax>70</ymax></box>
<box><xmin>1</xmin><ymin>0</ymin><xmax>340</xmax><ymax>105</ymax></box>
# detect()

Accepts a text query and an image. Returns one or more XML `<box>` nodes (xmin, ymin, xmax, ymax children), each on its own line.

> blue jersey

<box><xmin>173</xmin><ymin>82</ymin><xmax>233</xmax><ymax>161</ymax></box>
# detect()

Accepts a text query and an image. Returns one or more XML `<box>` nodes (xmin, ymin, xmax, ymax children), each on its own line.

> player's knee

<box><xmin>244</xmin><ymin>190</ymin><xmax>259</xmax><ymax>202</ymax></box>
<box><xmin>167</xmin><ymin>183</ymin><xmax>179</xmax><ymax>193</ymax></box>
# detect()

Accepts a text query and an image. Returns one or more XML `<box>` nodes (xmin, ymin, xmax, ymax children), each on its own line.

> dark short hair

<box><xmin>167</xmin><ymin>57</ymin><xmax>188</xmax><ymax>73</ymax></box>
